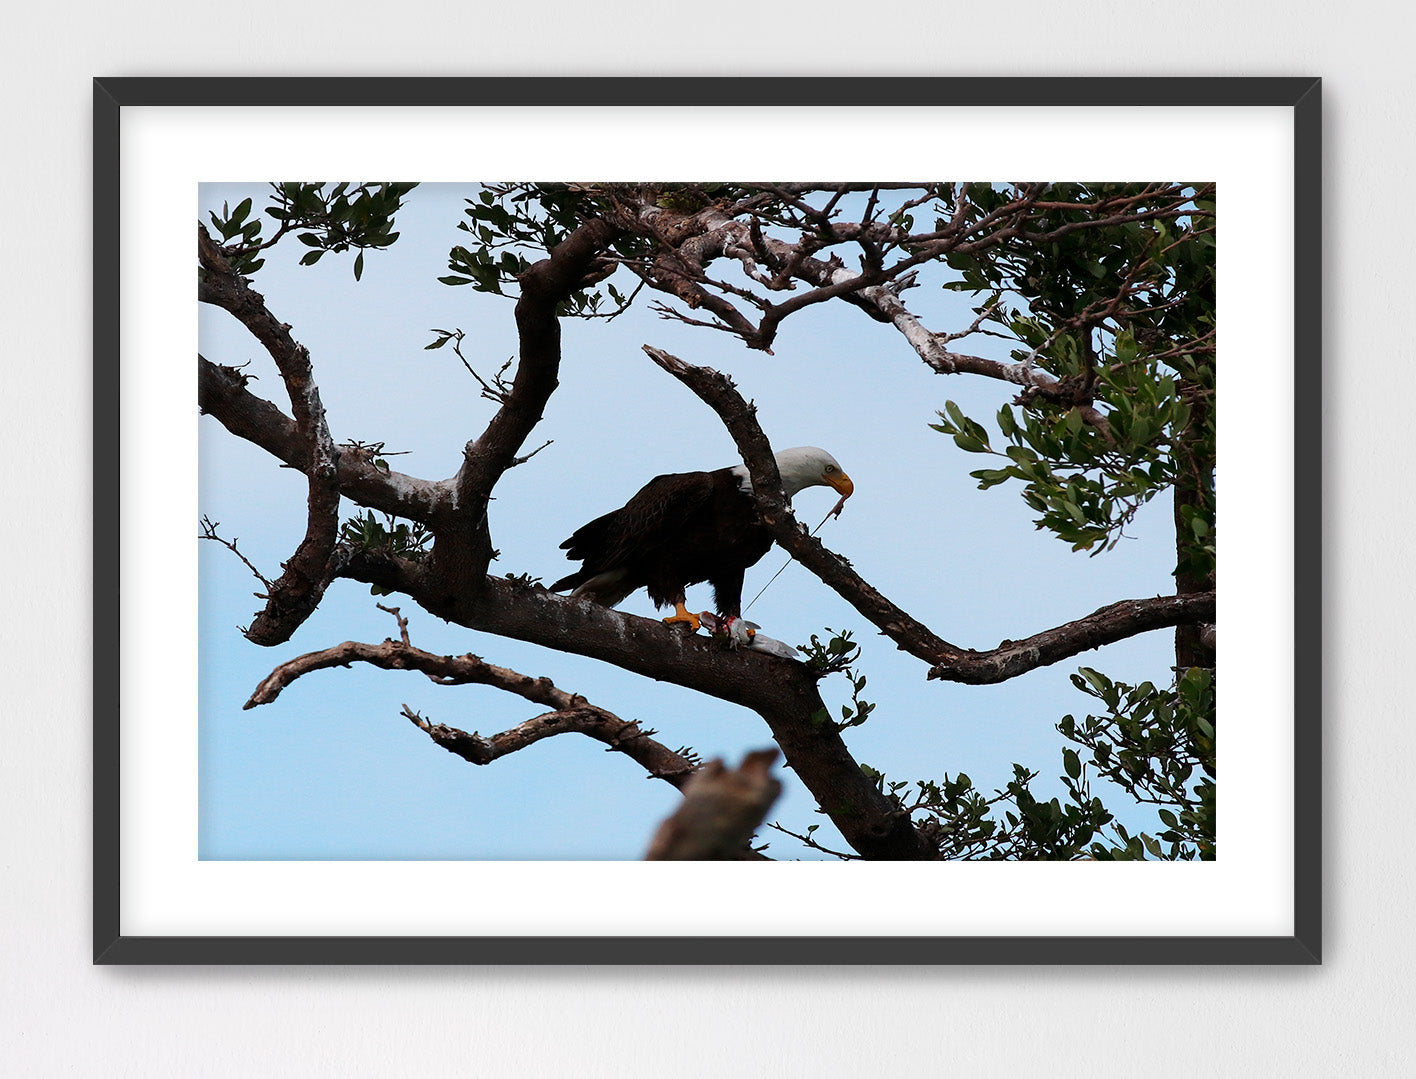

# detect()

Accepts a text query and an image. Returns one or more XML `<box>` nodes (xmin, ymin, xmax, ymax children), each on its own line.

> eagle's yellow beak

<box><xmin>827</xmin><ymin>471</ymin><xmax>855</xmax><ymax>498</ymax></box>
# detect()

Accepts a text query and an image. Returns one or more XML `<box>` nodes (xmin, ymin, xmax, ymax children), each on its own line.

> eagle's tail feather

<box><xmin>551</xmin><ymin>568</ymin><xmax>635</xmax><ymax>608</ymax></box>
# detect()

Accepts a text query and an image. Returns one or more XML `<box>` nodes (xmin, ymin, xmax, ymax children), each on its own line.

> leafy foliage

<box><xmin>1063</xmin><ymin>666</ymin><xmax>1216</xmax><ymax>860</ymax></box>
<box><xmin>932</xmin><ymin>184</ymin><xmax>1215</xmax><ymax>562</ymax></box>
<box><xmin>441</xmin><ymin>185</ymin><xmax>632</xmax><ymax>316</ymax></box>
<box><xmin>207</xmin><ymin>182</ymin><xmax>418</xmax><ymax>279</ymax></box>
<box><xmin>798</xmin><ymin>627</ymin><xmax>861</xmax><ymax>675</ymax></box>
<box><xmin>927</xmin><ymin>183</ymin><xmax>1217</xmax><ymax>857</ymax></box>
<box><xmin>798</xmin><ymin>629</ymin><xmax>874</xmax><ymax>730</ymax></box>
<box><xmin>339</xmin><ymin>510</ymin><xmax>432</xmax><ymax>596</ymax></box>
<box><xmin>784</xmin><ymin>758</ymin><xmax>1117</xmax><ymax>861</ymax></box>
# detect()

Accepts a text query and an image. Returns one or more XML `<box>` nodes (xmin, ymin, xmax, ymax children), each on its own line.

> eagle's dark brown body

<box><xmin>550</xmin><ymin>467</ymin><xmax>771</xmax><ymax>617</ymax></box>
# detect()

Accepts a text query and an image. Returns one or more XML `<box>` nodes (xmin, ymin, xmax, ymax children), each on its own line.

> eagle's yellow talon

<box><xmin>663</xmin><ymin>602</ymin><xmax>701</xmax><ymax>632</ymax></box>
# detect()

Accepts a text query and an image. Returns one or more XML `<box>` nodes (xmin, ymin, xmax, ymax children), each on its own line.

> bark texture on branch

<box><xmin>444</xmin><ymin>219</ymin><xmax>619</xmax><ymax>583</ymax></box>
<box><xmin>927</xmin><ymin>591</ymin><xmax>1217</xmax><ymax>684</ymax></box>
<box><xmin>199</xmin><ymin>356</ymin><xmax>449</xmax><ymax>523</ymax></box>
<box><xmin>243</xmin><ymin>626</ymin><xmax>700</xmax><ymax>789</ymax></box>
<box><xmin>406</xmin><ymin>706</ymin><xmax>699</xmax><ymax>790</ymax></box>
<box><xmin>199</xmin><ymin>227</ymin><xmax>343</xmax><ymax>645</ymax></box>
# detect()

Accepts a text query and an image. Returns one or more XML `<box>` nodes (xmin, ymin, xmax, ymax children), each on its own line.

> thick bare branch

<box><xmin>928</xmin><ymin>591</ymin><xmax>1217</xmax><ymax>684</ymax></box>
<box><xmin>199</xmin><ymin>227</ymin><xmax>343</xmax><ymax>645</ymax></box>
<box><xmin>199</xmin><ymin>356</ymin><xmax>450</xmax><ymax>523</ymax></box>
<box><xmin>645</xmin><ymin>749</ymin><xmax>782</xmax><ymax>860</ymax></box>
<box><xmin>446</xmin><ymin>218</ymin><xmax>619</xmax><ymax>578</ymax></box>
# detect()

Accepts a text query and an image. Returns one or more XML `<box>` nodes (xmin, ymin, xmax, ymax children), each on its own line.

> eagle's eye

<box><xmin>824</xmin><ymin>465</ymin><xmax>836</xmax><ymax>473</ymax></box>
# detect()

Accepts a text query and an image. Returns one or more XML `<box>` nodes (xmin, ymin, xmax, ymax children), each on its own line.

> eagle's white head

<box><xmin>732</xmin><ymin>446</ymin><xmax>854</xmax><ymax>500</ymax></box>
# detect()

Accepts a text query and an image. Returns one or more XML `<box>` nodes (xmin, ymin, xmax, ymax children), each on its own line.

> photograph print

<box><xmin>197</xmin><ymin>180</ymin><xmax>1216</xmax><ymax>865</ymax></box>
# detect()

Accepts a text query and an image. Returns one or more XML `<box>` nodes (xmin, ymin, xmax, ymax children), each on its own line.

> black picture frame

<box><xmin>94</xmin><ymin>76</ymin><xmax>1321</xmax><ymax>965</ymax></box>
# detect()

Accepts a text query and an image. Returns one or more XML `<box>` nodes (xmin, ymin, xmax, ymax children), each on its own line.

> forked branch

<box><xmin>244</xmin><ymin>610</ymin><xmax>699</xmax><ymax>788</ymax></box>
<box><xmin>199</xmin><ymin>227</ymin><xmax>343</xmax><ymax>645</ymax></box>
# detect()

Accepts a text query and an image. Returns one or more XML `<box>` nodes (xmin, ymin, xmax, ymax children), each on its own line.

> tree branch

<box><xmin>446</xmin><ymin>218</ymin><xmax>619</xmax><ymax>578</ymax></box>
<box><xmin>609</xmin><ymin>187</ymin><xmax>1202</xmax><ymax>444</ymax></box>
<box><xmin>333</xmin><ymin>565</ymin><xmax>936</xmax><ymax>860</ymax></box>
<box><xmin>927</xmin><ymin>591</ymin><xmax>1216</xmax><ymax>684</ymax></box>
<box><xmin>243</xmin><ymin>614</ymin><xmax>702</xmax><ymax>788</ymax></box>
<box><xmin>401</xmin><ymin>704</ymin><xmax>700</xmax><ymax>790</ymax></box>
<box><xmin>198</xmin><ymin>515</ymin><xmax>274</xmax><ymax>593</ymax></box>
<box><xmin>644</xmin><ymin>749</ymin><xmax>782</xmax><ymax>860</ymax></box>
<box><xmin>199</xmin><ymin>355</ymin><xmax>451</xmax><ymax>523</ymax></box>
<box><xmin>199</xmin><ymin>227</ymin><xmax>343</xmax><ymax>645</ymax></box>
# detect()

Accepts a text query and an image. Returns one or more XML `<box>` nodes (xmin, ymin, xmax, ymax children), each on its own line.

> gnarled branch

<box><xmin>928</xmin><ymin>592</ymin><xmax>1217</xmax><ymax>684</ymax></box>
<box><xmin>243</xmin><ymin>615</ymin><xmax>700</xmax><ymax>789</ymax></box>
<box><xmin>199</xmin><ymin>227</ymin><xmax>342</xmax><ymax>645</ymax></box>
<box><xmin>446</xmin><ymin>218</ymin><xmax>619</xmax><ymax>578</ymax></box>
<box><xmin>199</xmin><ymin>356</ymin><xmax>449</xmax><ymax>523</ymax></box>
<box><xmin>611</xmin><ymin>186</ymin><xmax>1208</xmax><ymax>444</ymax></box>
<box><xmin>329</xmin><ymin>566</ymin><xmax>937</xmax><ymax>861</ymax></box>
<box><xmin>403</xmin><ymin>705</ymin><xmax>698</xmax><ymax>790</ymax></box>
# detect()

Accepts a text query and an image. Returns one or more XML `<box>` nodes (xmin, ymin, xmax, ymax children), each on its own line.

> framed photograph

<box><xmin>96</xmin><ymin>76</ymin><xmax>1320</xmax><ymax>963</ymax></box>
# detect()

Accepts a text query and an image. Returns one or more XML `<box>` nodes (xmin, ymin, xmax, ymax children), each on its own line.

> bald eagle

<box><xmin>550</xmin><ymin>446</ymin><xmax>854</xmax><ymax>631</ymax></box>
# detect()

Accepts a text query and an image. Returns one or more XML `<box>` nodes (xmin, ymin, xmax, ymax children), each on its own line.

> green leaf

<box><xmin>1063</xmin><ymin>748</ymin><xmax>1081</xmax><ymax>780</ymax></box>
<box><xmin>353</xmin><ymin>251</ymin><xmax>365</xmax><ymax>281</ymax></box>
<box><xmin>953</xmin><ymin>434</ymin><xmax>987</xmax><ymax>454</ymax></box>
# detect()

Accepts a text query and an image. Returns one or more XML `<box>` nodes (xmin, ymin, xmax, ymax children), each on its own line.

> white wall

<box><xmin>3</xmin><ymin>5</ymin><xmax>1406</xmax><ymax>1075</ymax></box>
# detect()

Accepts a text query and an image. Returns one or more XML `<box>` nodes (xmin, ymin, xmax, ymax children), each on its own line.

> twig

<box><xmin>509</xmin><ymin>438</ymin><xmax>553</xmax><ymax>467</ymax></box>
<box><xmin>767</xmin><ymin>820</ymin><xmax>862</xmax><ymax>861</ymax></box>
<box><xmin>376</xmin><ymin>602</ymin><xmax>411</xmax><ymax>645</ymax></box>
<box><xmin>199</xmin><ymin>515</ymin><xmax>274</xmax><ymax>593</ymax></box>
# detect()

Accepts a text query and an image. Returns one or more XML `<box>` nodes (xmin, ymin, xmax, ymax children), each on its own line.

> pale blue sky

<box><xmin>198</xmin><ymin>182</ymin><xmax>1180</xmax><ymax>860</ymax></box>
